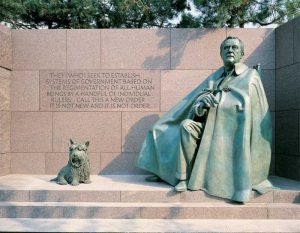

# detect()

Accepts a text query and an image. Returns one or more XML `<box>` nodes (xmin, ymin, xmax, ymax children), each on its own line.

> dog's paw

<box><xmin>57</xmin><ymin>180</ymin><xmax>68</xmax><ymax>185</ymax></box>
<box><xmin>71</xmin><ymin>180</ymin><xmax>79</xmax><ymax>186</ymax></box>
<box><xmin>83</xmin><ymin>179</ymin><xmax>91</xmax><ymax>184</ymax></box>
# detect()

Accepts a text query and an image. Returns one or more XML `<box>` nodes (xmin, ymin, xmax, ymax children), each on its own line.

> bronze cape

<box><xmin>136</xmin><ymin>63</ymin><xmax>274</xmax><ymax>202</ymax></box>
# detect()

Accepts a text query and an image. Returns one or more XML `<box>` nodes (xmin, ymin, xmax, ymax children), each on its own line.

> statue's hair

<box><xmin>220</xmin><ymin>36</ymin><xmax>244</xmax><ymax>55</ymax></box>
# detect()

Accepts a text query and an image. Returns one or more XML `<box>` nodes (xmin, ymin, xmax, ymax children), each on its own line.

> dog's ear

<box><xmin>85</xmin><ymin>141</ymin><xmax>90</xmax><ymax>147</ymax></box>
<box><xmin>70</xmin><ymin>139</ymin><xmax>74</xmax><ymax>145</ymax></box>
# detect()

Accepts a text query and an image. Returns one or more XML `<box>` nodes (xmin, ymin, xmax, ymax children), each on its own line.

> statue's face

<box><xmin>220</xmin><ymin>39</ymin><xmax>243</xmax><ymax>66</ymax></box>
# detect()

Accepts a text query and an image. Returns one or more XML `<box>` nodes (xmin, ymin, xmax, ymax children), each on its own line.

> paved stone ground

<box><xmin>1</xmin><ymin>218</ymin><xmax>300</xmax><ymax>232</ymax></box>
<box><xmin>0</xmin><ymin>175</ymin><xmax>299</xmax><ymax>232</ymax></box>
<box><xmin>0</xmin><ymin>174</ymin><xmax>299</xmax><ymax>191</ymax></box>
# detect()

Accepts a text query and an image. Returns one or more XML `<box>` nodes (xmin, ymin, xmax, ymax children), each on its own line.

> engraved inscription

<box><xmin>40</xmin><ymin>70</ymin><xmax>160</xmax><ymax>111</ymax></box>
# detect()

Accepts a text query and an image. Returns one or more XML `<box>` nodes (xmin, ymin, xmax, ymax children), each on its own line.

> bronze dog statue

<box><xmin>51</xmin><ymin>139</ymin><xmax>91</xmax><ymax>186</ymax></box>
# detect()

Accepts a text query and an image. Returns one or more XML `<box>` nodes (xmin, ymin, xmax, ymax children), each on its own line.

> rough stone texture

<box><xmin>0</xmin><ymin>205</ymin><xmax>63</xmax><ymax>218</ymax></box>
<box><xmin>3</xmin><ymin>202</ymin><xmax>300</xmax><ymax>219</ymax></box>
<box><xmin>101</xmin><ymin>29</ymin><xmax>170</xmax><ymax>69</ymax></box>
<box><xmin>140</xmin><ymin>204</ymin><xmax>268</xmax><ymax>219</ymax></box>
<box><xmin>12</xmin><ymin>30</ymin><xmax>66</xmax><ymax>70</ymax></box>
<box><xmin>0</xmin><ymin>153</ymin><xmax>10</xmax><ymax>176</ymax></box>
<box><xmin>161</xmin><ymin>70</ymin><xmax>212</xmax><ymax>111</ymax></box>
<box><xmin>0</xmin><ymin>25</ymin><xmax>12</xmax><ymax>70</ymax></box>
<box><xmin>0</xmin><ymin>190</ymin><xmax>29</xmax><ymax>202</ymax></box>
<box><xmin>276</xmin><ymin>63</ymin><xmax>300</xmax><ymax>111</ymax></box>
<box><xmin>274</xmin><ymin>190</ymin><xmax>300</xmax><ymax>203</ymax></box>
<box><xmin>11</xmin><ymin>71</ymin><xmax>39</xmax><ymax>111</ymax></box>
<box><xmin>268</xmin><ymin>204</ymin><xmax>300</xmax><ymax>219</ymax></box>
<box><xmin>261</xmin><ymin>70</ymin><xmax>275</xmax><ymax>111</ymax></box>
<box><xmin>67</xmin><ymin>30</ymin><xmax>101</xmax><ymax>69</ymax></box>
<box><xmin>275</xmin><ymin>17</ymin><xmax>300</xmax><ymax>181</ymax></box>
<box><xmin>53</xmin><ymin>112</ymin><xmax>121</xmax><ymax>153</ymax></box>
<box><xmin>0</xmin><ymin>174</ymin><xmax>299</xmax><ymax>201</ymax></box>
<box><xmin>276</xmin><ymin>155</ymin><xmax>300</xmax><ymax>180</ymax></box>
<box><xmin>10</xmin><ymin>153</ymin><xmax>46</xmax><ymax>174</ymax></box>
<box><xmin>62</xmin><ymin>205</ymin><xmax>141</xmax><ymax>218</ymax></box>
<box><xmin>0</xmin><ymin>77</ymin><xmax>10</xmax><ymax>111</ymax></box>
<box><xmin>39</xmin><ymin>70</ymin><xmax>160</xmax><ymax>112</ymax></box>
<box><xmin>0</xmin><ymin>26</ymin><xmax>11</xmax><ymax>176</ymax></box>
<box><xmin>294</xmin><ymin>17</ymin><xmax>300</xmax><ymax>63</ymax></box>
<box><xmin>121</xmin><ymin>191</ymin><xmax>180</xmax><ymax>203</ymax></box>
<box><xmin>11</xmin><ymin>112</ymin><xmax>52</xmax><ymax>152</ymax></box>
<box><xmin>251</xmin><ymin>191</ymin><xmax>274</xmax><ymax>203</ymax></box>
<box><xmin>182</xmin><ymin>191</ymin><xmax>274</xmax><ymax>203</ymax></box>
<box><xmin>30</xmin><ymin>190</ymin><xmax>120</xmax><ymax>202</ymax></box>
<box><xmin>171</xmin><ymin>29</ymin><xmax>226</xmax><ymax>69</ymax></box>
<box><xmin>6</xmin><ymin>27</ymin><xmax>289</xmax><ymax>176</ymax></box>
<box><xmin>100</xmin><ymin>152</ymin><xmax>148</xmax><ymax>175</ymax></box>
<box><xmin>228</xmin><ymin>29</ymin><xmax>275</xmax><ymax>69</ymax></box>
<box><xmin>0</xmin><ymin>111</ymin><xmax>11</xmax><ymax>154</ymax></box>
<box><xmin>122</xmin><ymin>112</ymin><xmax>162</xmax><ymax>153</ymax></box>
<box><xmin>180</xmin><ymin>191</ymin><xmax>231</xmax><ymax>203</ymax></box>
<box><xmin>0</xmin><ymin>68</ymin><xmax>11</xmax><ymax>111</ymax></box>
<box><xmin>0</xmin><ymin>66</ymin><xmax>11</xmax><ymax>77</ymax></box>
<box><xmin>275</xmin><ymin>110</ymin><xmax>299</xmax><ymax>156</ymax></box>
<box><xmin>276</xmin><ymin>20</ymin><xmax>294</xmax><ymax>69</ymax></box>
<box><xmin>45</xmin><ymin>153</ymin><xmax>68</xmax><ymax>175</ymax></box>
<box><xmin>1</xmin><ymin>219</ymin><xmax>300</xmax><ymax>233</ymax></box>
<box><xmin>45</xmin><ymin>152</ymin><xmax>101</xmax><ymax>175</ymax></box>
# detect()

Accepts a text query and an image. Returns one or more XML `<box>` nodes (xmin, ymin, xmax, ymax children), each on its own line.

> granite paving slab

<box><xmin>0</xmin><ymin>218</ymin><xmax>299</xmax><ymax>232</ymax></box>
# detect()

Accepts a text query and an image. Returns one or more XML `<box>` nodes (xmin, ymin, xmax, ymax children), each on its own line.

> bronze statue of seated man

<box><xmin>136</xmin><ymin>36</ymin><xmax>275</xmax><ymax>203</ymax></box>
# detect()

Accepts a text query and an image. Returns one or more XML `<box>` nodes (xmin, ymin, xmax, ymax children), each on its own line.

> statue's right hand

<box><xmin>200</xmin><ymin>93</ymin><xmax>219</xmax><ymax>108</ymax></box>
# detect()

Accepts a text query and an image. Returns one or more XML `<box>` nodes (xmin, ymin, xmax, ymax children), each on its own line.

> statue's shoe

<box><xmin>174</xmin><ymin>180</ymin><xmax>187</xmax><ymax>192</ymax></box>
<box><xmin>145</xmin><ymin>175</ymin><xmax>161</xmax><ymax>182</ymax></box>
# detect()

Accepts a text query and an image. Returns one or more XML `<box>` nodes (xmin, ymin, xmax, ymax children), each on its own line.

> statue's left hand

<box><xmin>193</xmin><ymin>102</ymin><xmax>207</xmax><ymax>117</ymax></box>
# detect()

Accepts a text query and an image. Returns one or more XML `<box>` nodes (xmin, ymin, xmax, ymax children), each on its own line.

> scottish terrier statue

<box><xmin>51</xmin><ymin>139</ymin><xmax>91</xmax><ymax>186</ymax></box>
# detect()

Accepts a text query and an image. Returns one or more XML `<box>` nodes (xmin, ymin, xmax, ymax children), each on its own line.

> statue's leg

<box><xmin>175</xmin><ymin>119</ymin><xmax>203</xmax><ymax>191</ymax></box>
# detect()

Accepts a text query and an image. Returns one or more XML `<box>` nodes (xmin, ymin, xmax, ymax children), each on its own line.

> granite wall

<box><xmin>275</xmin><ymin>17</ymin><xmax>300</xmax><ymax>180</ymax></box>
<box><xmin>0</xmin><ymin>25</ymin><xmax>12</xmax><ymax>175</ymax></box>
<box><xmin>7</xmin><ymin>28</ymin><xmax>276</xmax><ymax>175</ymax></box>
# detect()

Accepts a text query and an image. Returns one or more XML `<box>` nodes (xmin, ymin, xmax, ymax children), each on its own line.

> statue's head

<box><xmin>69</xmin><ymin>139</ymin><xmax>90</xmax><ymax>168</ymax></box>
<box><xmin>220</xmin><ymin>36</ymin><xmax>244</xmax><ymax>66</ymax></box>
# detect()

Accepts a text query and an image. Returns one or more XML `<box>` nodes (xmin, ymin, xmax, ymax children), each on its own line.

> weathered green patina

<box><xmin>136</xmin><ymin>37</ymin><xmax>274</xmax><ymax>202</ymax></box>
<box><xmin>51</xmin><ymin>139</ymin><xmax>91</xmax><ymax>186</ymax></box>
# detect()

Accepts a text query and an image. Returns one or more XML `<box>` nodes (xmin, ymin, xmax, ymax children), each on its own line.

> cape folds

<box><xmin>136</xmin><ymin>63</ymin><xmax>274</xmax><ymax>202</ymax></box>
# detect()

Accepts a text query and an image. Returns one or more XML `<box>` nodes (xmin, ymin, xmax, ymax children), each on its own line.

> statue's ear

<box><xmin>85</xmin><ymin>141</ymin><xmax>90</xmax><ymax>147</ymax></box>
<box><xmin>70</xmin><ymin>139</ymin><xmax>74</xmax><ymax>145</ymax></box>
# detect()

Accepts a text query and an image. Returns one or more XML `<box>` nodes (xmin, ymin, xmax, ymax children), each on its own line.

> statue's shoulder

<box><xmin>240</xmin><ymin>64</ymin><xmax>264</xmax><ymax>90</ymax></box>
<box><xmin>209</xmin><ymin>67</ymin><xmax>224</xmax><ymax>80</ymax></box>
<box><xmin>248</xmin><ymin>66</ymin><xmax>262</xmax><ymax>81</ymax></box>
<box><xmin>235</xmin><ymin>63</ymin><xmax>249</xmax><ymax>75</ymax></box>
<box><xmin>236</xmin><ymin>63</ymin><xmax>261</xmax><ymax>80</ymax></box>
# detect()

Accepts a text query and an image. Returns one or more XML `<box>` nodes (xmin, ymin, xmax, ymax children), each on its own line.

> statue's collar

<box><xmin>215</xmin><ymin>63</ymin><xmax>248</xmax><ymax>80</ymax></box>
<box><xmin>234</xmin><ymin>63</ymin><xmax>248</xmax><ymax>75</ymax></box>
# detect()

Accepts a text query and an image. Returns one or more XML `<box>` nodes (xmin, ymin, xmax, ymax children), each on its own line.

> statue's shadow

<box><xmin>98</xmin><ymin>113</ymin><xmax>160</xmax><ymax>176</ymax></box>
